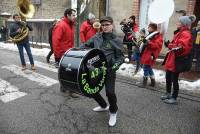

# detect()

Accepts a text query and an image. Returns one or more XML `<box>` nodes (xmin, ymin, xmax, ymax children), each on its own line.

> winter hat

<box><xmin>88</xmin><ymin>13</ymin><xmax>95</xmax><ymax>20</ymax></box>
<box><xmin>100</xmin><ymin>16</ymin><xmax>113</xmax><ymax>23</ymax></box>
<box><xmin>179</xmin><ymin>15</ymin><xmax>196</xmax><ymax>26</ymax></box>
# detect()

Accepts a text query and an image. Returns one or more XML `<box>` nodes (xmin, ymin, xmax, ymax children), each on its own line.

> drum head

<box><xmin>78</xmin><ymin>49</ymin><xmax>107</xmax><ymax>97</ymax></box>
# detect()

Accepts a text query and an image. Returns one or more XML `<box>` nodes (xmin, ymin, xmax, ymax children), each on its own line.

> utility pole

<box><xmin>75</xmin><ymin>0</ymin><xmax>81</xmax><ymax>47</ymax></box>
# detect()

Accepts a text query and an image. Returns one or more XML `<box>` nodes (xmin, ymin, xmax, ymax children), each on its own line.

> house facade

<box><xmin>0</xmin><ymin>0</ymin><xmax>199</xmax><ymax>47</ymax></box>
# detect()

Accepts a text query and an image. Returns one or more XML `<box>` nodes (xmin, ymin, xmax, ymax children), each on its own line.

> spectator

<box><xmin>80</xmin><ymin>13</ymin><xmax>97</xmax><ymax>43</ymax></box>
<box><xmin>9</xmin><ymin>14</ymin><xmax>35</xmax><ymax>70</ymax></box>
<box><xmin>192</xmin><ymin>20</ymin><xmax>200</xmax><ymax>72</ymax></box>
<box><xmin>0</xmin><ymin>25</ymin><xmax>7</xmax><ymax>42</ymax></box>
<box><xmin>161</xmin><ymin>15</ymin><xmax>196</xmax><ymax>104</ymax></box>
<box><xmin>46</xmin><ymin>20</ymin><xmax>57</xmax><ymax>63</ymax></box>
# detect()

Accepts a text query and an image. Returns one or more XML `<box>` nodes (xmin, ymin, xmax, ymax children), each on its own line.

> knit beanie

<box><xmin>179</xmin><ymin>15</ymin><xmax>196</xmax><ymax>26</ymax></box>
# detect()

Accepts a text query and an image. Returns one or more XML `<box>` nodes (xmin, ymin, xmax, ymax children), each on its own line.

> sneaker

<box><xmin>93</xmin><ymin>106</ymin><xmax>109</xmax><ymax>112</ymax></box>
<box><xmin>21</xmin><ymin>65</ymin><xmax>27</xmax><ymax>71</ymax></box>
<box><xmin>69</xmin><ymin>91</ymin><xmax>79</xmax><ymax>98</ymax></box>
<box><xmin>160</xmin><ymin>93</ymin><xmax>171</xmax><ymax>100</ymax></box>
<box><xmin>164</xmin><ymin>98</ymin><xmax>177</xmax><ymax>104</ymax></box>
<box><xmin>109</xmin><ymin>112</ymin><xmax>117</xmax><ymax>127</ymax></box>
<box><xmin>31</xmin><ymin>65</ymin><xmax>36</xmax><ymax>70</ymax></box>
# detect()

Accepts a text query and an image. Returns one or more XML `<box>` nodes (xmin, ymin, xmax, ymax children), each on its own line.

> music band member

<box><xmin>80</xmin><ymin>13</ymin><xmax>97</xmax><ymax>43</ymax></box>
<box><xmin>9</xmin><ymin>14</ymin><xmax>35</xmax><ymax>71</ymax></box>
<box><xmin>52</xmin><ymin>8</ymin><xmax>79</xmax><ymax>98</ymax></box>
<box><xmin>81</xmin><ymin>16</ymin><xmax>124</xmax><ymax>127</ymax></box>
<box><xmin>161</xmin><ymin>15</ymin><xmax>195</xmax><ymax>104</ymax></box>
<box><xmin>120</xmin><ymin>15</ymin><xmax>138</xmax><ymax>62</ymax></box>
<box><xmin>52</xmin><ymin>8</ymin><xmax>76</xmax><ymax>64</ymax></box>
<box><xmin>132</xmin><ymin>28</ymin><xmax>146</xmax><ymax>75</ymax></box>
<box><xmin>46</xmin><ymin>20</ymin><xmax>58</xmax><ymax>64</ymax></box>
<box><xmin>140</xmin><ymin>23</ymin><xmax>163</xmax><ymax>87</ymax></box>
<box><xmin>192</xmin><ymin>20</ymin><xmax>200</xmax><ymax>72</ymax></box>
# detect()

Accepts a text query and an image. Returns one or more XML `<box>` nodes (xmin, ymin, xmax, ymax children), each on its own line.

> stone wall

<box><xmin>108</xmin><ymin>0</ymin><xmax>135</xmax><ymax>36</ymax></box>
<box><xmin>0</xmin><ymin>0</ymin><xmax>101</xmax><ymax>43</ymax></box>
<box><xmin>0</xmin><ymin>0</ymin><xmax>70</xmax><ymax>19</ymax></box>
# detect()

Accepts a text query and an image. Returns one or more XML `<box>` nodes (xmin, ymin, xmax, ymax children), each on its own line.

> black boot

<box><xmin>46</xmin><ymin>57</ymin><xmax>50</xmax><ymax>63</ymax></box>
<box><xmin>149</xmin><ymin>76</ymin><xmax>156</xmax><ymax>87</ymax></box>
<box><xmin>60</xmin><ymin>85</ymin><xmax>66</xmax><ymax>92</ymax></box>
<box><xmin>139</xmin><ymin>76</ymin><xmax>148</xmax><ymax>88</ymax></box>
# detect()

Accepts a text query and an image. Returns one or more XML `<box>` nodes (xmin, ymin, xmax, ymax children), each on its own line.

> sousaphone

<box><xmin>10</xmin><ymin>0</ymin><xmax>35</xmax><ymax>43</ymax></box>
<box><xmin>148</xmin><ymin>0</ymin><xmax>175</xmax><ymax>24</ymax></box>
<box><xmin>148</xmin><ymin>0</ymin><xmax>174</xmax><ymax>36</ymax></box>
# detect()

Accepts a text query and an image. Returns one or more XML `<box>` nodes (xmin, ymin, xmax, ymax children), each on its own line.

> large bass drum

<box><xmin>58</xmin><ymin>48</ymin><xmax>107</xmax><ymax>97</ymax></box>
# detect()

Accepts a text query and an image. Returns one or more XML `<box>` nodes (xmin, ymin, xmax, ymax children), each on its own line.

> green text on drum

<box><xmin>81</xmin><ymin>62</ymin><xmax>107</xmax><ymax>94</ymax></box>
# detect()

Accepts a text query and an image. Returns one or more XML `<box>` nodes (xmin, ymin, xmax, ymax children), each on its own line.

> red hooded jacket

<box><xmin>52</xmin><ymin>17</ymin><xmax>75</xmax><ymax>60</ymax></box>
<box><xmin>80</xmin><ymin>20</ymin><xmax>97</xmax><ymax>43</ymax></box>
<box><xmin>140</xmin><ymin>33</ymin><xmax>163</xmax><ymax>66</ymax></box>
<box><xmin>164</xmin><ymin>26</ymin><xmax>192</xmax><ymax>72</ymax></box>
<box><xmin>132</xmin><ymin>23</ymin><xmax>139</xmax><ymax>32</ymax></box>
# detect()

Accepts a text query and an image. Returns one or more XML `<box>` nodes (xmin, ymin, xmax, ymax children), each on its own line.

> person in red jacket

<box><xmin>161</xmin><ymin>15</ymin><xmax>196</xmax><ymax>104</ymax></box>
<box><xmin>52</xmin><ymin>8</ymin><xmax>76</xmax><ymax>64</ymax></box>
<box><xmin>52</xmin><ymin>9</ymin><xmax>79</xmax><ymax>98</ymax></box>
<box><xmin>140</xmin><ymin>23</ymin><xmax>163</xmax><ymax>87</ymax></box>
<box><xmin>80</xmin><ymin>13</ymin><xmax>97</xmax><ymax>43</ymax></box>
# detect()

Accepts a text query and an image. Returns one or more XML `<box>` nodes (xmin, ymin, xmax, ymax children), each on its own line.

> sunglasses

<box><xmin>101</xmin><ymin>23</ymin><xmax>112</xmax><ymax>27</ymax></box>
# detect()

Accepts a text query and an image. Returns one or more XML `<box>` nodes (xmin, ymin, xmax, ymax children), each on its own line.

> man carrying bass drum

<box><xmin>80</xmin><ymin>16</ymin><xmax>124</xmax><ymax>127</ymax></box>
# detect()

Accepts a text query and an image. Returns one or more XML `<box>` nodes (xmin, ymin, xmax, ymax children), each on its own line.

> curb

<box><xmin>116</xmin><ymin>74</ymin><xmax>200</xmax><ymax>103</ymax></box>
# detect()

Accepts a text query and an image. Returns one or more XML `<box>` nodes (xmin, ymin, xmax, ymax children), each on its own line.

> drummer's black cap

<box><xmin>100</xmin><ymin>16</ymin><xmax>113</xmax><ymax>23</ymax></box>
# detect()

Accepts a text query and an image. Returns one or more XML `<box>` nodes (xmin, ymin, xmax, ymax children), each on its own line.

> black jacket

<box><xmin>192</xmin><ymin>27</ymin><xmax>200</xmax><ymax>45</ymax></box>
<box><xmin>9</xmin><ymin>21</ymin><xmax>32</xmax><ymax>44</ymax></box>
<box><xmin>48</xmin><ymin>26</ymin><xmax>54</xmax><ymax>47</ymax></box>
<box><xmin>82</xmin><ymin>32</ymin><xmax>124</xmax><ymax>69</ymax></box>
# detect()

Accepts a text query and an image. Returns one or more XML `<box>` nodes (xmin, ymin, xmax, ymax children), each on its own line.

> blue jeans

<box><xmin>17</xmin><ymin>42</ymin><xmax>34</xmax><ymax>66</ymax></box>
<box><xmin>143</xmin><ymin>65</ymin><xmax>154</xmax><ymax>77</ymax></box>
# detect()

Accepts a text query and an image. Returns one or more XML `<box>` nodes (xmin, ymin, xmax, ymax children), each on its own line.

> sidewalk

<box><xmin>153</xmin><ymin>59</ymin><xmax>200</xmax><ymax>82</ymax></box>
<box><xmin>117</xmin><ymin>61</ymin><xmax>200</xmax><ymax>97</ymax></box>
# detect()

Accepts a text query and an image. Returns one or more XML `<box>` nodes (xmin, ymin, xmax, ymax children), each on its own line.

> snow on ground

<box><xmin>118</xmin><ymin>63</ymin><xmax>200</xmax><ymax>91</ymax></box>
<box><xmin>0</xmin><ymin>42</ymin><xmax>200</xmax><ymax>92</ymax></box>
<box><xmin>0</xmin><ymin>42</ymin><xmax>51</xmax><ymax>57</ymax></box>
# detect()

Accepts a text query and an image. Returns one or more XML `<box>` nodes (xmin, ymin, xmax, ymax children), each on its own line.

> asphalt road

<box><xmin>0</xmin><ymin>48</ymin><xmax>200</xmax><ymax>134</ymax></box>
